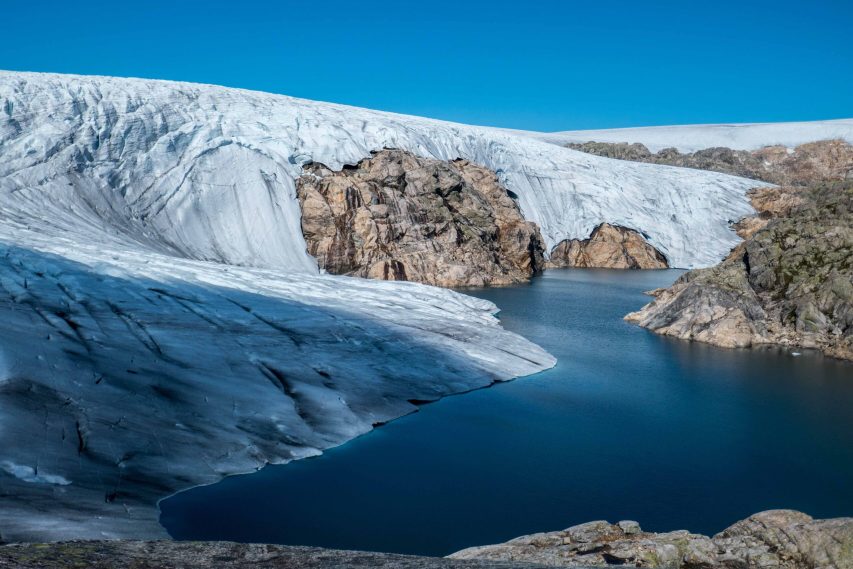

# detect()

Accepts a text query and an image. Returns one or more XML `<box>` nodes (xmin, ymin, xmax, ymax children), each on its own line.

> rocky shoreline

<box><xmin>565</xmin><ymin>138</ymin><xmax>852</xmax><ymax>359</ymax></box>
<box><xmin>3</xmin><ymin>510</ymin><xmax>848</xmax><ymax>568</ymax></box>
<box><xmin>293</xmin><ymin>139</ymin><xmax>851</xmax><ymax>286</ymax></box>
<box><xmin>625</xmin><ymin>181</ymin><xmax>852</xmax><ymax>360</ymax></box>
<box><xmin>451</xmin><ymin>510</ymin><xmax>853</xmax><ymax>568</ymax></box>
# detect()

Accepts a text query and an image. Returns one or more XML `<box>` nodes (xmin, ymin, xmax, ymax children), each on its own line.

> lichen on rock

<box><xmin>450</xmin><ymin>510</ymin><xmax>853</xmax><ymax>568</ymax></box>
<box><xmin>625</xmin><ymin>181</ymin><xmax>853</xmax><ymax>360</ymax></box>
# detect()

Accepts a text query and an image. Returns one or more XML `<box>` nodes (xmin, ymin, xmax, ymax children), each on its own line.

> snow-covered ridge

<box><xmin>0</xmin><ymin>70</ymin><xmax>764</xmax><ymax>269</ymax></box>
<box><xmin>515</xmin><ymin>119</ymin><xmax>853</xmax><ymax>153</ymax></box>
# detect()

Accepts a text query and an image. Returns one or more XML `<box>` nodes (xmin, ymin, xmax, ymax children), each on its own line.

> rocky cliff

<box><xmin>450</xmin><ymin>510</ymin><xmax>853</xmax><ymax>568</ymax></box>
<box><xmin>547</xmin><ymin>224</ymin><xmax>668</xmax><ymax>269</ymax></box>
<box><xmin>297</xmin><ymin>150</ymin><xmax>545</xmax><ymax>287</ymax></box>
<box><xmin>566</xmin><ymin>139</ymin><xmax>853</xmax><ymax>185</ymax></box>
<box><xmin>625</xmin><ymin>182</ymin><xmax>853</xmax><ymax>360</ymax></box>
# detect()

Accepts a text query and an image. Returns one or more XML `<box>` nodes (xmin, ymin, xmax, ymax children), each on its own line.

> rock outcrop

<box><xmin>571</xmin><ymin>137</ymin><xmax>853</xmax><ymax>357</ymax></box>
<box><xmin>548</xmin><ymin>224</ymin><xmax>668</xmax><ymax>269</ymax></box>
<box><xmin>0</xmin><ymin>541</ymin><xmax>553</xmax><ymax>569</ymax></box>
<box><xmin>625</xmin><ymin>182</ymin><xmax>853</xmax><ymax>360</ymax></box>
<box><xmin>297</xmin><ymin>150</ymin><xmax>546</xmax><ymax>287</ymax></box>
<box><xmin>732</xmin><ymin>186</ymin><xmax>808</xmax><ymax>239</ymax></box>
<box><xmin>5</xmin><ymin>511</ymin><xmax>848</xmax><ymax>568</ymax></box>
<box><xmin>566</xmin><ymin>139</ymin><xmax>853</xmax><ymax>186</ymax></box>
<box><xmin>450</xmin><ymin>510</ymin><xmax>853</xmax><ymax>568</ymax></box>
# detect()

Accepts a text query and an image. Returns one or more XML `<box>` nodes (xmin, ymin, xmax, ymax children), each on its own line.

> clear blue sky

<box><xmin>3</xmin><ymin>0</ymin><xmax>851</xmax><ymax>131</ymax></box>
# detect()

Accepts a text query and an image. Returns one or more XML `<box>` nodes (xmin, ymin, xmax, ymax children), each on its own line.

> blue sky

<box><xmin>3</xmin><ymin>0</ymin><xmax>851</xmax><ymax>130</ymax></box>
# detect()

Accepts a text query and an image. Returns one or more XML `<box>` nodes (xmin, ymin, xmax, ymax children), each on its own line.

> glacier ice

<box><xmin>0</xmin><ymin>71</ymin><xmax>779</xmax><ymax>540</ymax></box>
<box><xmin>0</xmin><ymin>244</ymin><xmax>554</xmax><ymax>541</ymax></box>
<box><xmin>0</xmin><ymin>71</ymin><xmax>766</xmax><ymax>270</ymax></box>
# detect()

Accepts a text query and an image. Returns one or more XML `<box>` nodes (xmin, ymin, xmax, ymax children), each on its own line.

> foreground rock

<box><xmin>297</xmin><ymin>150</ymin><xmax>545</xmax><ymax>287</ymax></box>
<box><xmin>450</xmin><ymin>510</ymin><xmax>853</xmax><ymax>568</ymax></box>
<box><xmin>566</xmin><ymin>139</ymin><xmax>853</xmax><ymax>185</ymax></box>
<box><xmin>0</xmin><ymin>541</ymin><xmax>555</xmax><ymax>569</ymax></box>
<box><xmin>625</xmin><ymin>182</ymin><xmax>853</xmax><ymax>360</ymax></box>
<box><xmin>548</xmin><ymin>223</ymin><xmax>668</xmax><ymax>269</ymax></box>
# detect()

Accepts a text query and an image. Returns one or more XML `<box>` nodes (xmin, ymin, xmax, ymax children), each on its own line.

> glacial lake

<box><xmin>160</xmin><ymin>269</ymin><xmax>853</xmax><ymax>556</ymax></box>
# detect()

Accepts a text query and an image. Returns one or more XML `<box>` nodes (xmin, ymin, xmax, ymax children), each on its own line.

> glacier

<box><xmin>515</xmin><ymin>119</ymin><xmax>853</xmax><ymax>153</ymax></box>
<box><xmin>0</xmin><ymin>71</ymin><xmax>775</xmax><ymax>541</ymax></box>
<box><xmin>0</xmin><ymin>242</ymin><xmax>554</xmax><ymax>540</ymax></box>
<box><xmin>0</xmin><ymin>71</ymin><xmax>765</xmax><ymax>270</ymax></box>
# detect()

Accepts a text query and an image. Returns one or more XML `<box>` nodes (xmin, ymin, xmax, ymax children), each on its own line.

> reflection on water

<box><xmin>161</xmin><ymin>269</ymin><xmax>853</xmax><ymax>556</ymax></box>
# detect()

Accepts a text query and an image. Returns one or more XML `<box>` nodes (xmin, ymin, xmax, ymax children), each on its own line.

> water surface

<box><xmin>161</xmin><ymin>269</ymin><xmax>853</xmax><ymax>556</ymax></box>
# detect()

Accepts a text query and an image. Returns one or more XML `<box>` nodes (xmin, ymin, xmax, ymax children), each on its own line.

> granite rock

<box><xmin>625</xmin><ymin>182</ymin><xmax>853</xmax><ymax>360</ymax></box>
<box><xmin>450</xmin><ymin>510</ymin><xmax>853</xmax><ymax>568</ymax></box>
<box><xmin>0</xmin><ymin>541</ymin><xmax>553</xmax><ymax>569</ymax></box>
<box><xmin>297</xmin><ymin>150</ymin><xmax>545</xmax><ymax>287</ymax></box>
<box><xmin>548</xmin><ymin>223</ymin><xmax>668</xmax><ymax>269</ymax></box>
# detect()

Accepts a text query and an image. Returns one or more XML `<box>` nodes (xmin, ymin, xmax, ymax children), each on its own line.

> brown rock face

<box><xmin>548</xmin><ymin>223</ymin><xmax>668</xmax><ymax>269</ymax></box>
<box><xmin>296</xmin><ymin>150</ymin><xmax>545</xmax><ymax>287</ymax></box>
<box><xmin>752</xmin><ymin>139</ymin><xmax>853</xmax><ymax>186</ymax></box>
<box><xmin>566</xmin><ymin>138</ymin><xmax>853</xmax><ymax>186</ymax></box>
<box><xmin>450</xmin><ymin>510</ymin><xmax>853</xmax><ymax>569</ymax></box>
<box><xmin>733</xmin><ymin>186</ymin><xmax>807</xmax><ymax>238</ymax></box>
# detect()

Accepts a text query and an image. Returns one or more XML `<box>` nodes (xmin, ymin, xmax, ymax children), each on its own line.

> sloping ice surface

<box><xmin>0</xmin><ymin>71</ymin><xmax>773</xmax><ymax>540</ymax></box>
<box><xmin>0</xmin><ymin>241</ymin><xmax>554</xmax><ymax>540</ymax></box>
<box><xmin>0</xmin><ymin>71</ymin><xmax>763</xmax><ymax>269</ymax></box>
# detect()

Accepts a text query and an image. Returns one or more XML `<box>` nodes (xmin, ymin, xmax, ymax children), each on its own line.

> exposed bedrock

<box><xmin>547</xmin><ymin>223</ymin><xmax>668</xmax><ymax>270</ymax></box>
<box><xmin>5</xmin><ymin>511</ymin><xmax>849</xmax><ymax>569</ymax></box>
<box><xmin>296</xmin><ymin>149</ymin><xmax>546</xmax><ymax>287</ymax></box>
<box><xmin>566</xmin><ymin>138</ymin><xmax>853</xmax><ymax>186</ymax></box>
<box><xmin>732</xmin><ymin>186</ymin><xmax>808</xmax><ymax>239</ymax></box>
<box><xmin>450</xmin><ymin>510</ymin><xmax>853</xmax><ymax>569</ymax></box>
<box><xmin>0</xmin><ymin>542</ymin><xmax>554</xmax><ymax>569</ymax></box>
<box><xmin>625</xmin><ymin>182</ymin><xmax>853</xmax><ymax>360</ymax></box>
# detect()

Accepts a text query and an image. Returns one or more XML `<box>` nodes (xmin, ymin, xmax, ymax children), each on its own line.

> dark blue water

<box><xmin>160</xmin><ymin>269</ymin><xmax>853</xmax><ymax>556</ymax></box>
